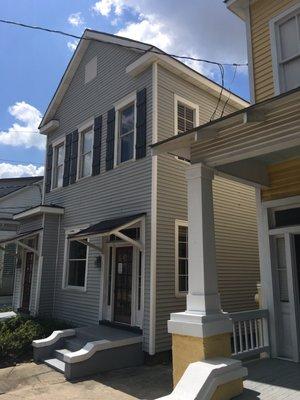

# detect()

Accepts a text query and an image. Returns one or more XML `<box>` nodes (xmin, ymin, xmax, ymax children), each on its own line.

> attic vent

<box><xmin>85</xmin><ymin>56</ymin><xmax>97</xmax><ymax>84</ymax></box>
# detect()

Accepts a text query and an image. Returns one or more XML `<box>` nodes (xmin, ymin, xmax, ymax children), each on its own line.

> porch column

<box><xmin>168</xmin><ymin>163</ymin><xmax>244</xmax><ymax>398</ymax></box>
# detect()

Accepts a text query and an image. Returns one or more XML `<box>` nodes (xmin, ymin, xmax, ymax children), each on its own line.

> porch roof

<box><xmin>152</xmin><ymin>86</ymin><xmax>300</xmax><ymax>170</ymax></box>
<box><xmin>69</xmin><ymin>213</ymin><xmax>146</xmax><ymax>240</ymax></box>
<box><xmin>0</xmin><ymin>228</ymin><xmax>42</xmax><ymax>246</ymax></box>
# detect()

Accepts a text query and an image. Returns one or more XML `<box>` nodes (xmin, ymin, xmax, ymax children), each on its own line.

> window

<box><xmin>79</xmin><ymin>126</ymin><xmax>93</xmax><ymax>178</ymax></box>
<box><xmin>52</xmin><ymin>142</ymin><xmax>64</xmax><ymax>189</ymax></box>
<box><xmin>118</xmin><ymin>103</ymin><xmax>135</xmax><ymax>164</ymax></box>
<box><xmin>175</xmin><ymin>221</ymin><xmax>188</xmax><ymax>295</ymax></box>
<box><xmin>66</xmin><ymin>240</ymin><xmax>87</xmax><ymax>288</ymax></box>
<box><xmin>85</xmin><ymin>57</ymin><xmax>97</xmax><ymax>84</ymax></box>
<box><xmin>271</xmin><ymin>5</ymin><xmax>300</xmax><ymax>93</ymax></box>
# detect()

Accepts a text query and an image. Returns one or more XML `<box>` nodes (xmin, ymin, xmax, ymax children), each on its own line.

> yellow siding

<box><xmin>250</xmin><ymin>0</ymin><xmax>299</xmax><ymax>102</ymax></box>
<box><xmin>213</xmin><ymin>177</ymin><xmax>260</xmax><ymax>312</ymax></box>
<box><xmin>262</xmin><ymin>158</ymin><xmax>300</xmax><ymax>201</ymax></box>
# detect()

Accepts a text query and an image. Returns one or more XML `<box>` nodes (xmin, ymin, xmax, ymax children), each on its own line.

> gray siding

<box><xmin>44</xmin><ymin>41</ymin><xmax>153</xmax><ymax>351</ymax></box>
<box><xmin>155</xmin><ymin>65</ymin><xmax>258</xmax><ymax>352</ymax></box>
<box><xmin>18</xmin><ymin>215</ymin><xmax>43</xmax><ymax>234</ymax></box>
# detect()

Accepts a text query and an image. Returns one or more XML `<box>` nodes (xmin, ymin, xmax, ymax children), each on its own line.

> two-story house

<box><xmin>151</xmin><ymin>0</ymin><xmax>300</xmax><ymax>396</ymax></box>
<box><xmin>4</xmin><ymin>30</ymin><xmax>261</xmax><ymax>378</ymax></box>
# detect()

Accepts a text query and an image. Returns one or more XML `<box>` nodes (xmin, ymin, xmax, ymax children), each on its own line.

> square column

<box><xmin>168</xmin><ymin>164</ymin><xmax>243</xmax><ymax>397</ymax></box>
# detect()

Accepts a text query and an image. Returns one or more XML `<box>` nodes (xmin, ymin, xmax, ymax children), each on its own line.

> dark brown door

<box><xmin>21</xmin><ymin>252</ymin><xmax>34</xmax><ymax>311</ymax></box>
<box><xmin>114</xmin><ymin>246</ymin><xmax>133</xmax><ymax>324</ymax></box>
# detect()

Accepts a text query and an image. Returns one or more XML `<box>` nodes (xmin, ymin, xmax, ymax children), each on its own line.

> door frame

<box><xmin>258</xmin><ymin>193</ymin><xmax>300</xmax><ymax>361</ymax></box>
<box><xmin>20</xmin><ymin>249</ymin><xmax>35</xmax><ymax>313</ymax></box>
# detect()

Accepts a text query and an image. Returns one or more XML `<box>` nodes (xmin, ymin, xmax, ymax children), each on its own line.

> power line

<box><xmin>0</xmin><ymin>19</ymin><xmax>248</xmax><ymax>68</ymax></box>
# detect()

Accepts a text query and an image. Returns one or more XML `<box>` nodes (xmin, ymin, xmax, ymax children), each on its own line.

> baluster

<box><xmin>250</xmin><ymin>319</ymin><xmax>254</xmax><ymax>350</ymax></box>
<box><xmin>233</xmin><ymin>323</ymin><xmax>238</xmax><ymax>355</ymax></box>
<box><xmin>238</xmin><ymin>321</ymin><xmax>243</xmax><ymax>352</ymax></box>
<box><xmin>254</xmin><ymin>318</ymin><xmax>259</xmax><ymax>348</ymax></box>
<box><xmin>244</xmin><ymin>320</ymin><xmax>249</xmax><ymax>351</ymax></box>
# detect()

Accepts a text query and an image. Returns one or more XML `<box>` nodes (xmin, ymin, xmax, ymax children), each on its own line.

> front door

<box><xmin>21</xmin><ymin>252</ymin><xmax>34</xmax><ymax>311</ymax></box>
<box><xmin>114</xmin><ymin>246</ymin><xmax>133</xmax><ymax>324</ymax></box>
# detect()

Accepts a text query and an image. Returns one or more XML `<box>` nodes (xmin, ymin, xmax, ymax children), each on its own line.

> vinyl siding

<box><xmin>261</xmin><ymin>158</ymin><xmax>300</xmax><ymax>201</ymax></box>
<box><xmin>18</xmin><ymin>216</ymin><xmax>43</xmax><ymax>234</ymax></box>
<box><xmin>250</xmin><ymin>0</ymin><xmax>299</xmax><ymax>101</ymax></box>
<box><xmin>44</xmin><ymin>41</ymin><xmax>153</xmax><ymax>351</ymax></box>
<box><xmin>155</xmin><ymin>65</ymin><xmax>258</xmax><ymax>352</ymax></box>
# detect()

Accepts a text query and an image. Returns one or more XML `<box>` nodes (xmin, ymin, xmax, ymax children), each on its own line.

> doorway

<box><xmin>114</xmin><ymin>246</ymin><xmax>133</xmax><ymax>324</ymax></box>
<box><xmin>21</xmin><ymin>251</ymin><xmax>34</xmax><ymax>312</ymax></box>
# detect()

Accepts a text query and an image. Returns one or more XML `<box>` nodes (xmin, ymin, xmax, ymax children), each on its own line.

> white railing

<box><xmin>229</xmin><ymin>309</ymin><xmax>270</xmax><ymax>359</ymax></box>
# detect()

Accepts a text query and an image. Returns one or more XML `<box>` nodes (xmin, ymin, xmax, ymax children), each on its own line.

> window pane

<box><xmin>275</xmin><ymin>207</ymin><xmax>300</xmax><ymax>228</ymax></box>
<box><xmin>179</xmin><ymin>259</ymin><xmax>188</xmax><ymax>275</ymax></box>
<box><xmin>83</xmin><ymin>131</ymin><xmax>93</xmax><ymax>153</ymax></box>
<box><xmin>283</xmin><ymin>57</ymin><xmax>300</xmax><ymax>91</ymax></box>
<box><xmin>69</xmin><ymin>241</ymin><xmax>86</xmax><ymax>260</ymax></box>
<box><xmin>179</xmin><ymin>226</ymin><xmax>188</xmax><ymax>242</ymax></box>
<box><xmin>178</xmin><ymin>117</ymin><xmax>185</xmax><ymax>133</ymax></box>
<box><xmin>177</xmin><ymin>103</ymin><xmax>195</xmax><ymax>134</ymax></box>
<box><xmin>120</xmin><ymin>104</ymin><xmax>134</xmax><ymax>136</ymax></box>
<box><xmin>82</xmin><ymin>152</ymin><xmax>92</xmax><ymax>177</ymax></box>
<box><xmin>57</xmin><ymin>145</ymin><xmax>64</xmax><ymax>165</ymax></box>
<box><xmin>68</xmin><ymin>260</ymin><xmax>86</xmax><ymax>287</ymax></box>
<box><xmin>57</xmin><ymin>164</ymin><xmax>63</xmax><ymax>187</ymax></box>
<box><xmin>185</xmin><ymin>107</ymin><xmax>194</xmax><ymax>122</ymax></box>
<box><xmin>179</xmin><ymin>275</ymin><xmax>188</xmax><ymax>292</ymax></box>
<box><xmin>279</xmin><ymin>16</ymin><xmax>298</xmax><ymax>60</ymax></box>
<box><xmin>276</xmin><ymin>237</ymin><xmax>289</xmax><ymax>302</ymax></box>
<box><xmin>120</xmin><ymin>132</ymin><xmax>134</xmax><ymax>162</ymax></box>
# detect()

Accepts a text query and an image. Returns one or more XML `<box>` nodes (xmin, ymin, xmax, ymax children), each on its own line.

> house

<box><xmin>152</xmin><ymin>0</ymin><xmax>300</xmax><ymax>398</ymax></box>
<box><xmin>3</xmin><ymin>30</ymin><xmax>260</xmax><ymax>378</ymax></box>
<box><xmin>0</xmin><ymin>177</ymin><xmax>42</xmax><ymax>306</ymax></box>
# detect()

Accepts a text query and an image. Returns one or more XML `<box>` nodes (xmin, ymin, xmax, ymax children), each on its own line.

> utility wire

<box><xmin>0</xmin><ymin>19</ymin><xmax>248</xmax><ymax>68</ymax></box>
<box><xmin>220</xmin><ymin>64</ymin><xmax>238</xmax><ymax>118</ymax></box>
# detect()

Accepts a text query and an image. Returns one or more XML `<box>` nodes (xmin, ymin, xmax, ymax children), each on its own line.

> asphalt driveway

<box><xmin>0</xmin><ymin>362</ymin><xmax>173</xmax><ymax>399</ymax></box>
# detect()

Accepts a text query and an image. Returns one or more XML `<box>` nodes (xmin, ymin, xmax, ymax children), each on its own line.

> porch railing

<box><xmin>229</xmin><ymin>309</ymin><xmax>270</xmax><ymax>359</ymax></box>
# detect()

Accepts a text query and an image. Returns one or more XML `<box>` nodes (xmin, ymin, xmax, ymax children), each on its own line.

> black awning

<box><xmin>0</xmin><ymin>228</ymin><xmax>43</xmax><ymax>245</ymax></box>
<box><xmin>69</xmin><ymin>213</ymin><xmax>146</xmax><ymax>240</ymax></box>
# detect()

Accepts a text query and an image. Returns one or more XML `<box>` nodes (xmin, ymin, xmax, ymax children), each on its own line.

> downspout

<box><xmin>149</xmin><ymin>61</ymin><xmax>158</xmax><ymax>355</ymax></box>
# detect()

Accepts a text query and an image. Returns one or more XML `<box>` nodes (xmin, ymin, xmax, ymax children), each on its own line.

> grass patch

<box><xmin>0</xmin><ymin>315</ymin><xmax>71</xmax><ymax>367</ymax></box>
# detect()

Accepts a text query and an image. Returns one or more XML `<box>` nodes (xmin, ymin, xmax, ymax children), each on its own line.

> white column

<box><xmin>168</xmin><ymin>163</ymin><xmax>232</xmax><ymax>338</ymax></box>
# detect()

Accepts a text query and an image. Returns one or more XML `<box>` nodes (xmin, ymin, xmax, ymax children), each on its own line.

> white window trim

<box><xmin>113</xmin><ymin>92</ymin><xmax>137</xmax><ymax>168</ymax></box>
<box><xmin>174</xmin><ymin>94</ymin><xmax>200</xmax><ymax>135</ymax></box>
<box><xmin>270</xmin><ymin>3</ymin><xmax>300</xmax><ymax>95</ymax></box>
<box><xmin>51</xmin><ymin>138</ymin><xmax>65</xmax><ymax>191</ymax></box>
<box><xmin>77</xmin><ymin>118</ymin><xmax>94</xmax><ymax>181</ymax></box>
<box><xmin>62</xmin><ymin>225</ymin><xmax>90</xmax><ymax>292</ymax></box>
<box><xmin>175</xmin><ymin>219</ymin><xmax>188</xmax><ymax>298</ymax></box>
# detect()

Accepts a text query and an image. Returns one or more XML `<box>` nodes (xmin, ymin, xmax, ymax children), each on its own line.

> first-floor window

<box><xmin>67</xmin><ymin>240</ymin><xmax>87</xmax><ymax>287</ymax></box>
<box><xmin>176</xmin><ymin>221</ymin><xmax>188</xmax><ymax>294</ymax></box>
<box><xmin>52</xmin><ymin>141</ymin><xmax>64</xmax><ymax>189</ymax></box>
<box><xmin>118</xmin><ymin>103</ymin><xmax>135</xmax><ymax>164</ymax></box>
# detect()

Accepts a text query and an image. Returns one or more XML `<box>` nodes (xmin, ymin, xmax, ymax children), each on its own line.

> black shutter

<box><xmin>106</xmin><ymin>108</ymin><xmax>115</xmax><ymax>171</ymax></box>
<box><xmin>92</xmin><ymin>116</ymin><xmax>102</xmax><ymax>176</ymax></box>
<box><xmin>136</xmin><ymin>88</ymin><xmax>147</xmax><ymax>159</ymax></box>
<box><xmin>63</xmin><ymin>133</ymin><xmax>72</xmax><ymax>187</ymax></box>
<box><xmin>70</xmin><ymin>130</ymin><xmax>79</xmax><ymax>184</ymax></box>
<box><xmin>45</xmin><ymin>144</ymin><xmax>53</xmax><ymax>193</ymax></box>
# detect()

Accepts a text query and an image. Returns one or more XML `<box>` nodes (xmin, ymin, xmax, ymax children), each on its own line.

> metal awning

<box><xmin>69</xmin><ymin>213</ymin><xmax>146</xmax><ymax>251</ymax></box>
<box><xmin>0</xmin><ymin>228</ymin><xmax>42</xmax><ymax>256</ymax></box>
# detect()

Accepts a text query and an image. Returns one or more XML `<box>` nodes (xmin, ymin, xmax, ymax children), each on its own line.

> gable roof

<box><xmin>0</xmin><ymin>176</ymin><xmax>43</xmax><ymax>199</ymax></box>
<box><xmin>39</xmin><ymin>29</ymin><xmax>248</xmax><ymax>130</ymax></box>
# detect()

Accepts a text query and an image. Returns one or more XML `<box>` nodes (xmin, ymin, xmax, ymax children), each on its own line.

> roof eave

<box><xmin>225</xmin><ymin>0</ymin><xmax>249</xmax><ymax>20</ymax></box>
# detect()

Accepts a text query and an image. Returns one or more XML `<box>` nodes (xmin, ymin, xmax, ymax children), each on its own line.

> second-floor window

<box><xmin>79</xmin><ymin>126</ymin><xmax>93</xmax><ymax>178</ymax></box>
<box><xmin>118</xmin><ymin>103</ymin><xmax>135</xmax><ymax>164</ymax></box>
<box><xmin>177</xmin><ymin>103</ymin><xmax>195</xmax><ymax>134</ymax></box>
<box><xmin>52</xmin><ymin>142</ymin><xmax>64</xmax><ymax>189</ymax></box>
<box><xmin>272</xmin><ymin>6</ymin><xmax>300</xmax><ymax>93</ymax></box>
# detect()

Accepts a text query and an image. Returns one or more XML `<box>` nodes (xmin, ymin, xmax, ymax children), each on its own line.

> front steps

<box><xmin>33</xmin><ymin>325</ymin><xmax>143</xmax><ymax>379</ymax></box>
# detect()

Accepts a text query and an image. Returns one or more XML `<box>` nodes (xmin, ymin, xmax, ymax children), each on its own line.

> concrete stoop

<box><xmin>32</xmin><ymin>325</ymin><xmax>144</xmax><ymax>380</ymax></box>
<box><xmin>156</xmin><ymin>358</ymin><xmax>248</xmax><ymax>400</ymax></box>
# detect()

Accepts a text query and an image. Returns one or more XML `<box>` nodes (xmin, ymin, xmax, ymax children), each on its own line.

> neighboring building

<box><xmin>3</xmin><ymin>30</ymin><xmax>261</xmax><ymax>376</ymax></box>
<box><xmin>151</xmin><ymin>0</ymin><xmax>300</xmax><ymax>392</ymax></box>
<box><xmin>0</xmin><ymin>177</ymin><xmax>42</xmax><ymax>302</ymax></box>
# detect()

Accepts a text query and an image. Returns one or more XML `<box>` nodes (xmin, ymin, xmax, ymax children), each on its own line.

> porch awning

<box><xmin>0</xmin><ymin>228</ymin><xmax>42</xmax><ymax>246</ymax></box>
<box><xmin>68</xmin><ymin>213</ymin><xmax>146</xmax><ymax>240</ymax></box>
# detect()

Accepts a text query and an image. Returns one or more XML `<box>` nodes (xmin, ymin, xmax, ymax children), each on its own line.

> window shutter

<box><xmin>70</xmin><ymin>130</ymin><xmax>79</xmax><ymax>184</ymax></box>
<box><xmin>45</xmin><ymin>144</ymin><xmax>53</xmax><ymax>193</ymax></box>
<box><xmin>106</xmin><ymin>108</ymin><xmax>115</xmax><ymax>171</ymax></box>
<box><xmin>92</xmin><ymin>115</ymin><xmax>102</xmax><ymax>176</ymax></box>
<box><xmin>136</xmin><ymin>88</ymin><xmax>147</xmax><ymax>159</ymax></box>
<box><xmin>63</xmin><ymin>133</ymin><xmax>72</xmax><ymax>187</ymax></box>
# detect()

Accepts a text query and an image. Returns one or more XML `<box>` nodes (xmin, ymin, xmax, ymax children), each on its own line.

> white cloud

<box><xmin>92</xmin><ymin>0</ymin><xmax>124</xmax><ymax>16</ymax></box>
<box><xmin>67</xmin><ymin>40</ymin><xmax>79</xmax><ymax>52</ymax></box>
<box><xmin>0</xmin><ymin>163</ymin><xmax>44</xmax><ymax>178</ymax></box>
<box><xmin>68</xmin><ymin>12</ymin><xmax>84</xmax><ymax>27</ymax></box>
<box><xmin>0</xmin><ymin>102</ymin><xmax>45</xmax><ymax>150</ymax></box>
<box><xmin>91</xmin><ymin>0</ymin><xmax>248</xmax><ymax>82</ymax></box>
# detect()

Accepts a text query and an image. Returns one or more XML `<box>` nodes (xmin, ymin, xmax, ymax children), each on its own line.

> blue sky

<box><xmin>0</xmin><ymin>0</ymin><xmax>249</xmax><ymax>177</ymax></box>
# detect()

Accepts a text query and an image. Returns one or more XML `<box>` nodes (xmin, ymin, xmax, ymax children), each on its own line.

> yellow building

<box><xmin>154</xmin><ymin>0</ymin><xmax>300</xmax><ymax>398</ymax></box>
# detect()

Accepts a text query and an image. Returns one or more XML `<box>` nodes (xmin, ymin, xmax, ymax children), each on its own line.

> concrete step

<box><xmin>64</xmin><ymin>337</ymin><xmax>87</xmax><ymax>352</ymax></box>
<box><xmin>55</xmin><ymin>348</ymin><xmax>72</xmax><ymax>362</ymax></box>
<box><xmin>44</xmin><ymin>358</ymin><xmax>65</xmax><ymax>373</ymax></box>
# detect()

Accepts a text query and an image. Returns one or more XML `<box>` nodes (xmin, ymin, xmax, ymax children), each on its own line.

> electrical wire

<box><xmin>220</xmin><ymin>64</ymin><xmax>238</xmax><ymax>118</ymax></box>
